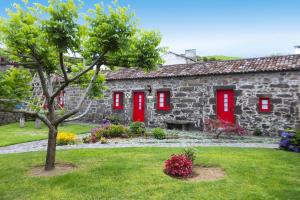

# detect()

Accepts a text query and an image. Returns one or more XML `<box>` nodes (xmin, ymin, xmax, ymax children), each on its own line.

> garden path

<box><xmin>0</xmin><ymin>135</ymin><xmax>278</xmax><ymax>154</ymax></box>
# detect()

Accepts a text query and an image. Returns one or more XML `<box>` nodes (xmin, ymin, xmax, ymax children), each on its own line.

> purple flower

<box><xmin>279</xmin><ymin>139</ymin><xmax>291</xmax><ymax>149</ymax></box>
<box><xmin>280</xmin><ymin>132</ymin><xmax>294</xmax><ymax>138</ymax></box>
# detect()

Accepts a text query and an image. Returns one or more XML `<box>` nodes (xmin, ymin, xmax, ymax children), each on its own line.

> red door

<box><xmin>217</xmin><ymin>90</ymin><xmax>235</xmax><ymax>124</ymax></box>
<box><xmin>133</xmin><ymin>92</ymin><xmax>145</xmax><ymax>122</ymax></box>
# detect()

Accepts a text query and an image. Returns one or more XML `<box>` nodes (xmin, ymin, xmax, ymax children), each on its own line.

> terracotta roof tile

<box><xmin>104</xmin><ymin>54</ymin><xmax>300</xmax><ymax>80</ymax></box>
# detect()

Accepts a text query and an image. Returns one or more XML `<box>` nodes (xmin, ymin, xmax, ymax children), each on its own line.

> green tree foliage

<box><xmin>0</xmin><ymin>0</ymin><xmax>164</xmax><ymax>170</ymax></box>
<box><xmin>0</xmin><ymin>68</ymin><xmax>32</xmax><ymax>107</ymax></box>
<box><xmin>197</xmin><ymin>55</ymin><xmax>242</xmax><ymax>62</ymax></box>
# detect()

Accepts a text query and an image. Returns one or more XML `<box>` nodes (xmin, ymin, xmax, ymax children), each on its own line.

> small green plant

<box><xmin>253</xmin><ymin>128</ymin><xmax>262</xmax><ymax>136</ymax></box>
<box><xmin>100</xmin><ymin>137</ymin><xmax>108</xmax><ymax>144</ymax></box>
<box><xmin>103</xmin><ymin>124</ymin><xmax>129</xmax><ymax>138</ymax></box>
<box><xmin>166</xmin><ymin>131</ymin><xmax>179</xmax><ymax>139</ymax></box>
<box><xmin>152</xmin><ymin>128</ymin><xmax>166</xmax><ymax>140</ymax></box>
<box><xmin>129</xmin><ymin>122</ymin><xmax>145</xmax><ymax>135</ymax></box>
<box><xmin>106</xmin><ymin>115</ymin><xmax>121</xmax><ymax>125</ymax></box>
<box><xmin>183</xmin><ymin>147</ymin><xmax>197</xmax><ymax>163</ymax></box>
<box><xmin>82</xmin><ymin>135</ymin><xmax>91</xmax><ymax>144</ymax></box>
<box><xmin>291</xmin><ymin>131</ymin><xmax>300</xmax><ymax>148</ymax></box>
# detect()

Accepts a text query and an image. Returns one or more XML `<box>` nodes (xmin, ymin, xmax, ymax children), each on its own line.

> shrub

<box><xmin>82</xmin><ymin>135</ymin><xmax>91</xmax><ymax>144</ymax></box>
<box><xmin>129</xmin><ymin>122</ymin><xmax>145</xmax><ymax>135</ymax></box>
<box><xmin>84</xmin><ymin>124</ymin><xmax>129</xmax><ymax>143</ymax></box>
<box><xmin>91</xmin><ymin>127</ymin><xmax>104</xmax><ymax>138</ymax></box>
<box><xmin>103</xmin><ymin>124</ymin><xmax>129</xmax><ymax>138</ymax></box>
<box><xmin>82</xmin><ymin>133</ymin><xmax>99</xmax><ymax>144</ymax></box>
<box><xmin>152</xmin><ymin>128</ymin><xmax>166</xmax><ymax>140</ymax></box>
<box><xmin>204</xmin><ymin>117</ymin><xmax>247</xmax><ymax>138</ymax></box>
<box><xmin>253</xmin><ymin>128</ymin><xmax>262</xmax><ymax>136</ymax></box>
<box><xmin>90</xmin><ymin>133</ymin><xmax>99</xmax><ymax>143</ymax></box>
<box><xmin>279</xmin><ymin>130</ymin><xmax>300</xmax><ymax>153</ymax></box>
<box><xmin>291</xmin><ymin>131</ymin><xmax>300</xmax><ymax>147</ymax></box>
<box><xmin>100</xmin><ymin>137</ymin><xmax>108</xmax><ymax>144</ymax></box>
<box><xmin>183</xmin><ymin>148</ymin><xmax>197</xmax><ymax>163</ymax></box>
<box><xmin>164</xmin><ymin>154</ymin><xmax>193</xmax><ymax>177</ymax></box>
<box><xmin>106</xmin><ymin>115</ymin><xmax>121</xmax><ymax>125</ymax></box>
<box><xmin>57</xmin><ymin>132</ymin><xmax>76</xmax><ymax>145</ymax></box>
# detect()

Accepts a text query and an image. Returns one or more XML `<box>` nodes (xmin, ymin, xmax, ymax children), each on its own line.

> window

<box><xmin>157</xmin><ymin>91</ymin><xmax>170</xmax><ymax>111</ymax></box>
<box><xmin>224</xmin><ymin>93</ymin><xmax>228</xmax><ymax>112</ymax></box>
<box><xmin>113</xmin><ymin>92</ymin><xmax>124</xmax><ymax>110</ymax></box>
<box><xmin>259</xmin><ymin>97</ymin><xmax>271</xmax><ymax>112</ymax></box>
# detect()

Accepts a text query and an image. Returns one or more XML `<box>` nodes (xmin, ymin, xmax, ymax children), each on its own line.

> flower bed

<box><xmin>279</xmin><ymin>129</ymin><xmax>300</xmax><ymax>153</ymax></box>
<box><xmin>57</xmin><ymin>132</ymin><xmax>76</xmax><ymax>145</ymax></box>
<box><xmin>82</xmin><ymin>120</ymin><xmax>146</xmax><ymax>144</ymax></box>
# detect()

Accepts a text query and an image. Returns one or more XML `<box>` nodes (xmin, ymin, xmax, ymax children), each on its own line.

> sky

<box><xmin>1</xmin><ymin>0</ymin><xmax>300</xmax><ymax>58</ymax></box>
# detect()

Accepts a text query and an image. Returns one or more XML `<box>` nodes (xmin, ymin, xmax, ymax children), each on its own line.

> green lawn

<box><xmin>0</xmin><ymin>122</ymin><xmax>96</xmax><ymax>147</ymax></box>
<box><xmin>0</xmin><ymin>147</ymin><xmax>299</xmax><ymax>199</ymax></box>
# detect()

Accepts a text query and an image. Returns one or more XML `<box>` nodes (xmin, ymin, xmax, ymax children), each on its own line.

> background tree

<box><xmin>0</xmin><ymin>0</ymin><xmax>163</xmax><ymax>170</ymax></box>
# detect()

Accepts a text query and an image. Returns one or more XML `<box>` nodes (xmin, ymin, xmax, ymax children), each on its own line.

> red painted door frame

<box><xmin>216</xmin><ymin>89</ymin><xmax>235</xmax><ymax>124</ymax></box>
<box><xmin>133</xmin><ymin>92</ymin><xmax>145</xmax><ymax>122</ymax></box>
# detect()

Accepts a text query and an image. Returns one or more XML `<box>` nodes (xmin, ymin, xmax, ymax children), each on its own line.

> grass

<box><xmin>0</xmin><ymin>122</ymin><xmax>96</xmax><ymax>147</ymax></box>
<box><xmin>0</xmin><ymin>147</ymin><xmax>299</xmax><ymax>199</ymax></box>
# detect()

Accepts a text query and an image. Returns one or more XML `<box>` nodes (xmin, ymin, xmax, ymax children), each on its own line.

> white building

<box><xmin>162</xmin><ymin>49</ymin><xmax>197</xmax><ymax>65</ymax></box>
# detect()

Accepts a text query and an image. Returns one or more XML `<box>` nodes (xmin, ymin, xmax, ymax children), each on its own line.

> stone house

<box><xmin>66</xmin><ymin>54</ymin><xmax>300</xmax><ymax>135</ymax></box>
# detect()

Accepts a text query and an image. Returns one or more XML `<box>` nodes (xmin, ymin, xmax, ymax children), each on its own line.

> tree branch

<box><xmin>27</xmin><ymin>46</ymin><xmax>51</xmax><ymax>99</ymax></box>
<box><xmin>50</xmin><ymin>53</ymin><xmax>106</xmax><ymax>104</ymax></box>
<box><xmin>63</xmin><ymin>101</ymin><xmax>92</xmax><ymax>122</ymax></box>
<box><xmin>53</xmin><ymin>65</ymin><xmax>101</xmax><ymax>125</ymax></box>
<box><xmin>36</xmin><ymin>65</ymin><xmax>50</xmax><ymax>99</ymax></box>
<box><xmin>69</xmin><ymin>55</ymin><xmax>104</xmax><ymax>82</ymax></box>
<box><xmin>59</xmin><ymin>52</ymin><xmax>68</xmax><ymax>82</ymax></box>
<box><xmin>0</xmin><ymin>108</ymin><xmax>52</xmax><ymax>128</ymax></box>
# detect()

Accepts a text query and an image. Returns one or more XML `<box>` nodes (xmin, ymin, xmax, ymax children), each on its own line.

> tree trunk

<box><xmin>45</xmin><ymin>127</ymin><xmax>57</xmax><ymax>171</ymax></box>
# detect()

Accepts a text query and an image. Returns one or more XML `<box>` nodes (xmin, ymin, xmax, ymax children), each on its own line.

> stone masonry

<box><xmin>66</xmin><ymin>70</ymin><xmax>300</xmax><ymax>135</ymax></box>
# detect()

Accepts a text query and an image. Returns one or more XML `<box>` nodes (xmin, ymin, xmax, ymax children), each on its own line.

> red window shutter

<box><xmin>157</xmin><ymin>91</ymin><xmax>170</xmax><ymax>111</ymax></box>
<box><xmin>259</xmin><ymin>97</ymin><xmax>271</xmax><ymax>112</ymax></box>
<box><xmin>113</xmin><ymin>92</ymin><xmax>124</xmax><ymax>110</ymax></box>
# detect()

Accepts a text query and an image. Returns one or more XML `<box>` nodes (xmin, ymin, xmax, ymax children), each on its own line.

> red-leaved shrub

<box><xmin>204</xmin><ymin>117</ymin><xmax>247</xmax><ymax>138</ymax></box>
<box><xmin>164</xmin><ymin>154</ymin><xmax>193</xmax><ymax>177</ymax></box>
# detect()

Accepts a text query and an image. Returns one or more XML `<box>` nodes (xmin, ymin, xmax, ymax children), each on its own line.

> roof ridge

<box><xmin>161</xmin><ymin>54</ymin><xmax>300</xmax><ymax>67</ymax></box>
<box><xmin>105</xmin><ymin>54</ymin><xmax>300</xmax><ymax>81</ymax></box>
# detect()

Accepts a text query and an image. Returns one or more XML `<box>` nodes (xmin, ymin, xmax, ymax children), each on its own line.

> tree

<box><xmin>0</xmin><ymin>0</ymin><xmax>163</xmax><ymax>170</ymax></box>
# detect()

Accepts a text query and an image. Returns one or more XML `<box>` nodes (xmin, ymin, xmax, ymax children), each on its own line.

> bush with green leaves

<box><xmin>102</xmin><ymin>124</ymin><xmax>130</xmax><ymax>138</ymax></box>
<box><xmin>253</xmin><ymin>128</ymin><xmax>262</xmax><ymax>136</ymax></box>
<box><xmin>129</xmin><ymin>122</ymin><xmax>145</xmax><ymax>135</ymax></box>
<box><xmin>152</xmin><ymin>128</ymin><xmax>166</xmax><ymax>140</ymax></box>
<box><xmin>106</xmin><ymin>115</ymin><xmax>121</xmax><ymax>125</ymax></box>
<box><xmin>291</xmin><ymin>131</ymin><xmax>300</xmax><ymax>148</ymax></box>
<box><xmin>183</xmin><ymin>148</ymin><xmax>197</xmax><ymax>163</ymax></box>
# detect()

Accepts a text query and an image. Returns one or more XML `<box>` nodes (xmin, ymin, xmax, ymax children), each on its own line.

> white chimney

<box><xmin>295</xmin><ymin>45</ymin><xmax>300</xmax><ymax>54</ymax></box>
<box><xmin>185</xmin><ymin>49</ymin><xmax>197</xmax><ymax>61</ymax></box>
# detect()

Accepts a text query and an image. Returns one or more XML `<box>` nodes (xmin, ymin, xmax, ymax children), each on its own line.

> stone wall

<box><xmin>65</xmin><ymin>71</ymin><xmax>300</xmax><ymax>135</ymax></box>
<box><xmin>0</xmin><ymin>112</ymin><xmax>20</xmax><ymax>125</ymax></box>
